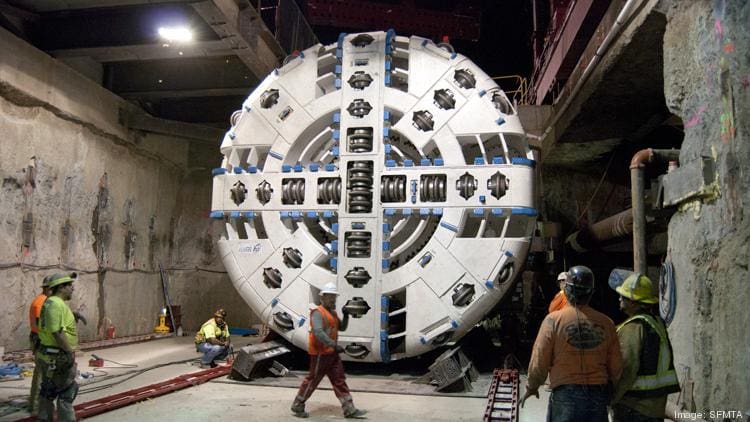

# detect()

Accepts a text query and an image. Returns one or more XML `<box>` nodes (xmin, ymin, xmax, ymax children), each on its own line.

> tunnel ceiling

<box><xmin>544</xmin><ymin>11</ymin><xmax>683</xmax><ymax>171</ymax></box>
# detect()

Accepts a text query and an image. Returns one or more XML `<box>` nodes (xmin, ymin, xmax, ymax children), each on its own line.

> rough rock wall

<box><xmin>0</xmin><ymin>29</ymin><xmax>257</xmax><ymax>352</ymax></box>
<box><xmin>542</xmin><ymin>166</ymin><xmax>631</xmax><ymax>230</ymax></box>
<box><xmin>663</xmin><ymin>0</ymin><xmax>749</xmax><ymax>413</ymax></box>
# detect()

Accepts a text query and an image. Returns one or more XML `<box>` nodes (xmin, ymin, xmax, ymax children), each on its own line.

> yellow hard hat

<box><xmin>47</xmin><ymin>272</ymin><xmax>77</xmax><ymax>288</ymax></box>
<box><xmin>615</xmin><ymin>273</ymin><xmax>658</xmax><ymax>304</ymax></box>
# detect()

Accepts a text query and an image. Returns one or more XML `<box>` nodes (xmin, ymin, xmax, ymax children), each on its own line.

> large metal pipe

<box><xmin>566</xmin><ymin>208</ymin><xmax>633</xmax><ymax>252</ymax></box>
<box><xmin>630</xmin><ymin>148</ymin><xmax>680</xmax><ymax>274</ymax></box>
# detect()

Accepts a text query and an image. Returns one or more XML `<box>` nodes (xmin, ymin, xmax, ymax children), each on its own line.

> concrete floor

<box><xmin>0</xmin><ymin>336</ymin><xmax>549</xmax><ymax>421</ymax></box>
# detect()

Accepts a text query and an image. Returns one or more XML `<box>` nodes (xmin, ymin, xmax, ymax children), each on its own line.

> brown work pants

<box><xmin>295</xmin><ymin>353</ymin><xmax>353</xmax><ymax>406</ymax></box>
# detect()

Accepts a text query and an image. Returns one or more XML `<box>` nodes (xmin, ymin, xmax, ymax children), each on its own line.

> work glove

<box><xmin>73</xmin><ymin>311</ymin><xmax>87</xmax><ymax>325</ymax></box>
<box><xmin>335</xmin><ymin>345</ymin><xmax>345</xmax><ymax>354</ymax></box>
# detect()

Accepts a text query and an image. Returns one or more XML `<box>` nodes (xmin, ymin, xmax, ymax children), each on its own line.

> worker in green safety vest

<box><xmin>611</xmin><ymin>273</ymin><xmax>680</xmax><ymax>421</ymax></box>
<box><xmin>37</xmin><ymin>273</ymin><xmax>80</xmax><ymax>422</ymax></box>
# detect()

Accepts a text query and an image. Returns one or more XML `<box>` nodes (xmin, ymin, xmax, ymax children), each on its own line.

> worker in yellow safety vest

<box><xmin>611</xmin><ymin>273</ymin><xmax>680</xmax><ymax>421</ymax></box>
<box><xmin>37</xmin><ymin>273</ymin><xmax>80</xmax><ymax>422</ymax></box>
<box><xmin>194</xmin><ymin>309</ymin><xmax>231</xmax><ymax>368</ymax></box>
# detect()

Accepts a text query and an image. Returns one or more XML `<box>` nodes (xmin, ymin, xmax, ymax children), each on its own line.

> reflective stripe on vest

<box><xmin>617</xmin><ymin>314</ymin><xmax>679</xmax><ymax>393</ymax></box>
<box><xmin>308</xmin><ymin>305</ymin><xmax>338</xmax><ymax>355</ymax></box>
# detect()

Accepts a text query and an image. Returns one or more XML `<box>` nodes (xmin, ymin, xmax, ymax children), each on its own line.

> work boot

<box><xmin>344</xmin><ymin>407</ymin><xmax>368</xmax><ymax>419</ymax></box>
<box><xmin>291</xmin><ymin>400</ymin><xmax>308</xmax><ymax>418</ymax></box>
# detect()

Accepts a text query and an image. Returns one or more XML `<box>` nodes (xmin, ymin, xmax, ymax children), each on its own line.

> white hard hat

<box><xmin>319</xmin><ymin>282</ymin><xmax>340</xmax><ymax>296</ymax></box>
<box><xmin>557</xmin><ymin>272</ymin><xmax>569</xmax><ymax>282</ymax></box>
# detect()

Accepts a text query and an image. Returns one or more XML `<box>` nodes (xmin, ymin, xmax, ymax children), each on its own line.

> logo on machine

<box><xmin>238</xmin><ymin>243</ymin><xmax>262</xmax><ymax>253</ymax></box>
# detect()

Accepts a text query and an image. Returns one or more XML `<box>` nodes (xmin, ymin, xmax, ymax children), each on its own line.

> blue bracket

<box><xmin>511</xmin><ymin>207</ymin><xmax>538</xmax><ymax>217</ymax></box>
<box><xmin>440</xmin><ymin>221</ymin><xmax>458</xmax><ymax>232</ymax></box>
<box><xmin>420</xmin><ymin>158</ymin><xmax>431</xmax><ymax>166</ymax></box>
<box><xmin>269</xmin><ymin>151</ymin><xmax>284</xmax><ymax>160</ymax></box>
<box><xmin>212</xmin><ymin>168</ymin><xmax>227</xmax><ymax>176</ymax></box>
<box><xmin>248</xmin><ymin>165</ymin><xmax>258</xmax><ymax>174</ymax></box>
<box><xmin>210</xmin><ymin>211</ymin><xmax>224</xmax><ymax>219</ymax></box>
<box><xmin>281</xmin><ymin>164</ymin><xmax>292</xmax><ymax>172</ymax></box>
<box><xmin>325</xmin><ymin>163</ymin><xmax>336</xmax><ymax>172</ymax></box>
<box><xmin>511</xmin><ymin>157</ymin><xmax>537</xmax><ymax>168</ymax></box>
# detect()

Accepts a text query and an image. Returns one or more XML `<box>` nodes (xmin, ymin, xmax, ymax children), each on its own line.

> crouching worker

<box><xmin>291</xmin><ymin>282</ymin><xmax>366</xmax><ymax>419</ymax></box>
<box><xmin>195</xmin><ymin>308</ymin><xmax>231</xmax><ymax>368</ymax></box>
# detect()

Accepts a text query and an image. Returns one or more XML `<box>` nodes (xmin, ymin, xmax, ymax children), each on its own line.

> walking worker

<box><xmin>610</xmin><ymin>272</ymin><xmax>680</xmax><ymax>421</ymax></box>
<box><xmin>37</xmin><ymin>272</ymin><xmax>80</xmax><ymax>422</ymax></box>
<box><xmin>548</xmin><ymin>271</ymin><xmax>569</xmax><ymax>313</ymax></box>
<box><xmin>194</xmin><ymin>308</ymin><xmax>231</xmax><ymax>368</ymax></box>
<box><xmin>522</xmin><ymin>266</ymin><xmax>622</xmax><ymax>422</ymax></box>
<box><xmin>291</xmin><ymin>282</ymin><xmax>366</xmax><ymax>419</ymax></box>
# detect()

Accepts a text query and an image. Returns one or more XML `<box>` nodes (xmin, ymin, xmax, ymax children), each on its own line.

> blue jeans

<box><xmin>196</xmin><ymin>342</ymin><xmax>229</xmax><ymax>365</ymax></box>
<box><xmin>547</xmin><ymin>384</ymin><xmax>608</xmax><ymax>422</ymax></box>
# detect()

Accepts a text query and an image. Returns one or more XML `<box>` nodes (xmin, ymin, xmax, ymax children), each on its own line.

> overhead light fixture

<box><xmin>158</xmin><ymin>26</ymin><xmax>193</xmax><ymax>43</ymax></box>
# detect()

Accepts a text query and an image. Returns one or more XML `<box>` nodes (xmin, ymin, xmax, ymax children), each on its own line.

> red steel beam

<box><xmin>14</xmin><ymin>365</ymin><xmax>231</xmax><ymax>421</ymax></box>
<box><xmin>532</xmin><ymin>0</ymin><xmax>595</xmax><ymax>104</ymax></box>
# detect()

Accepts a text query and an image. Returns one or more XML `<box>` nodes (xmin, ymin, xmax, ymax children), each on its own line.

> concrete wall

<box><xmin>0</xmin><ymin>28</ymin><xmax>257</xmax><ymax>352</ymax></box>
<box><xmin>663</xmin><ymin>0</ymin><xmax>749</xmax><ymax>414</ymax></box>
<box><xmin>542</xmin><ymin>166</ymin><xmax>631</xmax><ymax>231</ymax></box>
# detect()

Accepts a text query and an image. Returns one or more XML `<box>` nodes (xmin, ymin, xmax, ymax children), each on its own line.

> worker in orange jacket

<box><xmin>291</xmin><ymin>282</ymin><xmax>366</xmax><ymax>419</ymax></box>
<box><xmin>522</xmin><ymin>266</ymin><xmax>623</xmax><ymax>421</ymax></box>
<box><xmin>548</xmin><ymin>271</ymin><xmax>569</xmax><ymax>313</ymax></box>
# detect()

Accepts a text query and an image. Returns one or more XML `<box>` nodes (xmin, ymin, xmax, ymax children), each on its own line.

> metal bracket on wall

<box><xmin>660</xmin><ymin>156</ymin><xmax>716</xmax><ymax>207</ymax></box>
